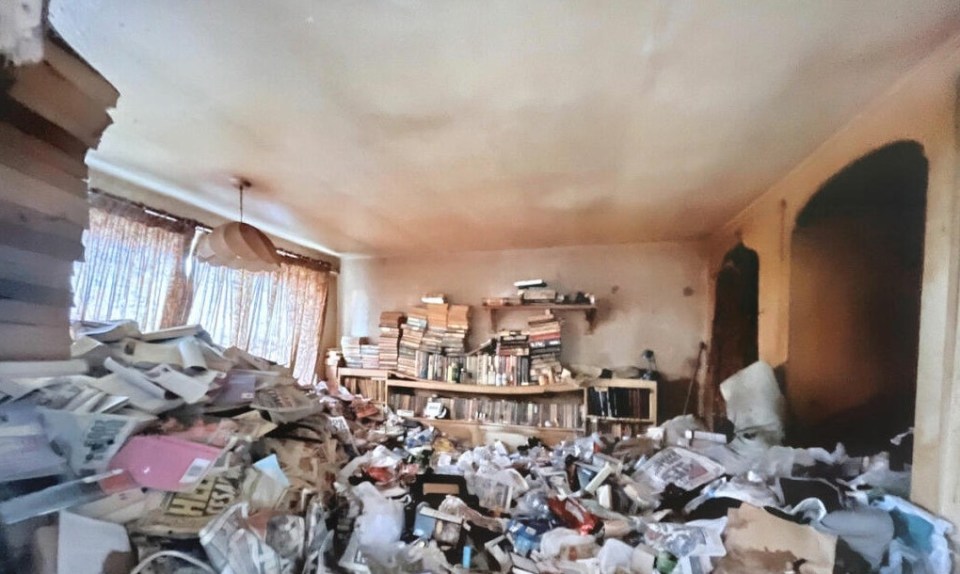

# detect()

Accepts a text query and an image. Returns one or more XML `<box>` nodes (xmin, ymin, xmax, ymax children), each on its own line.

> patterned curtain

<box><xmin>187</xmin><ymin>245</ymin><xmax>329</xmax><ymax>384</ymax></box>
<box><xmin>72</xmin><ymin>194</ymin><xmax>194</xmax><ymax>332</ymax></box>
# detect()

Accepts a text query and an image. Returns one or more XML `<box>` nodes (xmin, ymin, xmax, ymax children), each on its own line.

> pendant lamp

<box><xmin>195</xmin><ymin>177</ymin><xmax>282</xmax><ymax>272</ymax></box>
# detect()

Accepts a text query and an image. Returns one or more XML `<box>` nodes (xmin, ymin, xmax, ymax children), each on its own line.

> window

<box><xmin>72</xmin><ymin>197</ymin><xmax>191</xmax><ymax>332</ymax></box>
<box><xmin>72</xmin><ymin>193</ymin><xmax>330</xmax><ymax>384</ymax></box>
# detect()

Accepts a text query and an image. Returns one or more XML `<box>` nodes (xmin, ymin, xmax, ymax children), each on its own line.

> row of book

<box><xmin>528</xmin><ymin>312</ymin><xmax>562</xmax><ymax>378</ymax></box>
<box><xmin>586</xmin><ymin>387</ymin><xmax>652</xmax><ymax>420</ymax></box>
<box><xmin>378</xmin><ymin>311</ymin><xmax>404</xmax><ymax>370</ymax></box>
<box><xmin>341</xmin><ymin>376</ymin><xmax>387</xmax><ymax>403</ymax></box>
<box><xmin>340</xmin><ymin>336</ymin><xmax>364</xmax><ymax>368</ymax></box>
<box><xmin>409</xmin><ymin>351</ymin><xmax>464</xmax><ymax>383</ymax></box>
<box><xmin>396</xmin><ymin>303</ymin><xmax>471</xmax><ymax>381</ymax></box>
<box><xmin>388</xmin><ymin>393</ymin><xmax>583</xmax><ymax>429</ymax></box>
<box><xmin>463</xmin><ymin>353</ymin><xmax>531</xmax><ymax>386</ymax></box>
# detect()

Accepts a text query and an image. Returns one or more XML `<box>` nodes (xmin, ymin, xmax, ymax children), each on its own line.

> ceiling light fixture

<box><xmin>195</xmin><ymin>177</ymin><xmax>282</xmax><ymax>272</ymax></box>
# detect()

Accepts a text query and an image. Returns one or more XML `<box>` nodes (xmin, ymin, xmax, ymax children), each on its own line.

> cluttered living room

<box><xmin>2</xmin><ymin>2</ymin><xmax>960</xmax><ymax>573</ymax></box>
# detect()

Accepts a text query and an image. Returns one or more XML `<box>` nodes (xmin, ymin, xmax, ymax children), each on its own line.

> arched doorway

<box><xmin>705</xmin><ymin>242</ymin><xmax>759</xmax><ymax>430</ymax></box>
<box><xmin>787</xmin><ymin>140</ymin><xmax>927</xmax><ymax>452</ymax></box>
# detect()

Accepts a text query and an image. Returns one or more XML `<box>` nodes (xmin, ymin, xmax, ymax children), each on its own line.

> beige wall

<box><xmin>707</xmin><ymin>33</ymin><xmax>960</xmax><ymax>525</ymax></box>
<box><xmin>338</xmin><ymin>241</ymin><xmax>710</xmax><ymax>380</ymax></box>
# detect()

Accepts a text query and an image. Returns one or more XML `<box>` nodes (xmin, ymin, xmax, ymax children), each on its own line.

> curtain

<box><xmin>72</xmin><ymin>195</ymin><xmax>194</xmax><ymax>332</ymax></box>
<box><xmin>187</xmin><ymin>250</ymin><xmax>329</xmax><ymax>384</ymax></box>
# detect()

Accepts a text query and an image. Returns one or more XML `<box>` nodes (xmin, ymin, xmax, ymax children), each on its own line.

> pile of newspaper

<box><xmin>0</xmin><ymin>320</ymin><xmax>338</xmax><ymax>574</ymax></box>
<box><xmin>0</xmin><ymin>341</ymin><xmax>952</xmax><ymax>574</ymax></box>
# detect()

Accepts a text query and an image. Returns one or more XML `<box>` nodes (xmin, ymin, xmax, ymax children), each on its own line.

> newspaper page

<box><xmin>133</xmin><ymin>465</ymin><xmax>244</xmax><ymax>537</ymax></box>
<box><xmin>636</xmin><ymin>447</ymin><xmax>725</xmax><ymax>492</ymax></box>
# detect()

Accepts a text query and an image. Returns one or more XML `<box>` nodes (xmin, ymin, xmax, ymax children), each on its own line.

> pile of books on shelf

<box><xmin>341</xmin><ymin>374</ymin><xmax>387</xmax><ymax>403</ymax></box>
<box><xmin>587</xmin><ymin>387</ymin><xmax>651</xmax><ymax>420</ymax></box>
<box><xmin>519</xmin><ymin>285</ymin><xmax>557</xmax><ymax>303</ymax></box>
<box><xmin>395</xmin><ymin>302</ymin><xmax>472</xmax><ymax>382</ymax></box>
<box><xmin>398</xmin><ymin>308</ymin><xmax>427</xmax><ymax>377</ymax></box>
<box><xmin>422</xmin><ymin>303</ymin><xmax>448</xmax><ymax>354</ymax></box>
<box><xmin>340</xmin><ymin>336</ymin><xmax>365</xmax><ymax>368</ymax></box>
<box><xmin>462</xmin><ymin>330</ymin><xmax>537</xmax><ymax>386</ymax></box>
<box><xmin>387</xmin><ymin>393</ymin><xmax>582</xmax><ymax>429</ymax></box>
<box><xmin>378</xmin><ymin>311</ymin><xmax>405</xmax><ymax>370</ymax></box>
<box><xmin>528</xmin><ymin>311</ymin><xmax>562</xmax><ymax>380</ymax></box>
<box><xmin>413</xmin><ymin>352</ymin><xmax>464</xmax><ymax>382</ymax></box>
<box><xmin>442</xmin><ymin>304</ymin><xmax>470</xmax><ymax>354</ymax></box>
<box><xmin>360</xmin><ymin>344</ymin><xmax>380</xmax><ymax>369</ymax></box>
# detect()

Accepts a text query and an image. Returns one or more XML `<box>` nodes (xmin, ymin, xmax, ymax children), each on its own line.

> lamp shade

<box><xmin>196</xmin><ymin>222</ymin><xmax>281</xmax><ymax>272</ymax></box>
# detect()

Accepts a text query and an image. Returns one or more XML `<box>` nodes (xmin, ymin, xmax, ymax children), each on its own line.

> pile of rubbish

<box><xmin>0</xmin><ymin>324</ymin><xmax>951</xmax><ymax>574</ymax></box>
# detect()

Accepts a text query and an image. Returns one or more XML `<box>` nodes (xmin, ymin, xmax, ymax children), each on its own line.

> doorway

<box><xmin>706</xmin><ymin>242</ymin><xmax>760</xmax><ymax>429</ymax></box>
<box><xmin>786</xmin><ymin>140</ymin><xmax>927</xmax><ymax>452</ymax></box>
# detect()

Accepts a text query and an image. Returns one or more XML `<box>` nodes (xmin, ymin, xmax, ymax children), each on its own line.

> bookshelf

<box><xmin>585</xmin><ymin>378</ymin><xmax>657</xmax><ymax>437</ymax></box>
<box><xmin>337</xmin><ymin>368</ymin><xmax>658</xmax><ymax>445</ymax></box>
<box><xmin>481</xmin><ymin>303</ymin><xmax>599</xmax><ymax>333</ymax></box>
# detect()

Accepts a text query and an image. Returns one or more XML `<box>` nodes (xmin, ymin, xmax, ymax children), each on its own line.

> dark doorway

<box><xmin>787</xmin><ymin>140</ymin><xmax>927</xmax><ymax>452</ymax></box>
<box><xmin>706</xmin><ymin>243</ymin><xmax>759</xmax><ymax>429</ymax></box>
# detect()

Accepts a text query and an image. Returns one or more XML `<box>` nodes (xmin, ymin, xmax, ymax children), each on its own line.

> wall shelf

<box><xmin>337</xmin><ymin>363</ymin><xmax>657</xmax><ymax>447</ymax></box>
<box><xmin>387</xmin><ymin>374</ymin><xmax>583</xmax><ymax>396</ymax></box>
<box><xmin>481</xmin><ymin>303</ymin><xmax>598</xmax><ymax>333</ymax></box>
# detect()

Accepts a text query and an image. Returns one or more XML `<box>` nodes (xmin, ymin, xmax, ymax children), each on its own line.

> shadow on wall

<box><xmin>785</xmin><ymin>140</ymin><xmax>928</xmax><ymax>454</ymax></box>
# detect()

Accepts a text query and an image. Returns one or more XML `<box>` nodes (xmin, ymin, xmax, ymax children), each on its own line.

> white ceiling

<box><xmin>51</xmin><ymin>1</ymin><xmax>960</xmax><ymax>257</ymax></box>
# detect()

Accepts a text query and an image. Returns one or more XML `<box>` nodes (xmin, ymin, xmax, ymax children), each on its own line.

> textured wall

<box><xmin>339</xmin><ymin>241</ymin><xmax>710</xmax><ymax>380</ymax></box>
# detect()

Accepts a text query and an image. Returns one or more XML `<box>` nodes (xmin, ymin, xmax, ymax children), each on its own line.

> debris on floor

<box><xmin>0</xmin><ymin>331</ymin><xmax>951</xmax><ymax>574</ymax></box>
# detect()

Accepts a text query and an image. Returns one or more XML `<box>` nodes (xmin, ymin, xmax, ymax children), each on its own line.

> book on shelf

<box><xmin>359</xmin><ymin>344</ymin><xmax>380</xmax><ymax>369</ymax></box>
<box><xmin>341</xmin><ymin>376</ymin><xmax>386</xmax><ymax>403</ymax></box>
<box><xmin>393</xmin><ymin>303</ymin><xmax>471</xmax><ymax>382</ymax></box>
<box><xmin>388</xmin><ymin>393</ymin><xmax>582</xmax><ymax>429</ymax></box>
<box><xmin>514</xmin><ymin>279</ymin><xmax>547</xmax><ymax>289</ymax></box>
<box><xmin>519</xmin><ymin>288</ymin><xmax>557</xmax><ymax>302</ymax></box>
<box><xmin>586</xmin><ymin>387</ymin><xmax>651</xmax><ymax>420</ymax></box>
<box><xmin>482</xmin><ymin>297</ymin><xmax>522</xmax><ymax>306</ymax></box>
<box><xmin>340</xmin><ymin>336</ymin><xmax>366</xmax><ymax>368</ymax></box>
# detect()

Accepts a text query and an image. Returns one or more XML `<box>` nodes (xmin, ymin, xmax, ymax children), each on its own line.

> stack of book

<box><xmin>497</xmin><ymin>330</ymin><xmax>531</xmax><ymax>385</ymax></box>
<box><xmin>378</xmin><ymin>311</ymin><xmax>405</xmax><ymax>370</ymax></box>
<box><xmin>528</xmin><ymin>312</ymin><xmax>562</xmax><ymax>379</ymax></box>
<box><xmin>398</xmin><ymin>308</ymin><xmax>427</xmax><ymax>377</ymax></box>
<box><xmin>422</xmin><ymin>303</ymin><xmax>448</xmax><ymax>354</ymax></box>
<box><xmin>360</xmin><ymin>344</ymin><xmax>380</xmax><ymax>369</ymax></box>
<box><xmin>340</xmin><ymin>336</ymin><xmax>365</xmax><ymax>368</ymax></box>
<box><xmin>443</xmin><ymin>304</ymin><xmax>470</xmax><ymax>354</ymax></box>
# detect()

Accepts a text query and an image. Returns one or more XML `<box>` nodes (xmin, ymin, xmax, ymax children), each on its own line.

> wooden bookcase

<box><xmin>585</xmin><ymin>378</ymin><xmax>658</xmax><ymax>437</ymax></box>
<box><xmin>337</xmin><ymin>368</ymin><xmax>657</xmax><ymax>446</ymax></box>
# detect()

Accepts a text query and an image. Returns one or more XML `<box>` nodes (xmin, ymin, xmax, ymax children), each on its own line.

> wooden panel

<box><xmin>0</xmin><ymin>300</ymin><xmax>70</xmax><ymax>327</ymax></box>
<box><xmin>0</xmin><ymin>33</ymin><xmax>115</xmax><ymax>363</ymax></box>
<box><xmin>0</xmin><ymin>122</ymin><xmax>88</xmax><ymax>179</ymax></box>
<box><xmin>8</xmin><ymin>61</ymin><xmax>112</xmax><ymax>147</ymax></box>
<box><xmin>0</xmin><ymin>245</ymin><xmax>75</xmax><ymax>289</ymax></box>
<box><xmin>0</xmin><ymin>278</ymin><xmax>73</xmax><ymax>307</ymax></box>
<box><xmin>0</xmin><ymin>220</ymin><xmax>84</xmax><ymax>260</ymax></box>
<box><xmin>0</xmin><ymin>198</ymin><xmax>84</xmax><ymax>241</ymax></box>
<box><xmin>0</xmin><ymin>162</ymin><xmax>89</xmax><ymax>227</ymax></box>
<box><xmin>0</xmin><ymin>323</ymin><xmax>71</xmax><ymax>361</ymax></box>
<box><xmin>0</xmin><ymin>94</ymin><xmax>89</xmax><ymax>160</ymax></box>
<box><xmin>43</xmin><ymin>40</ymin><xmax>119</xmax><ymax>110</ymax></box>
<box><xmin>0</xmin><ymin>128</ymin><xmax>87</xmax><ymax>196</ymax></box>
